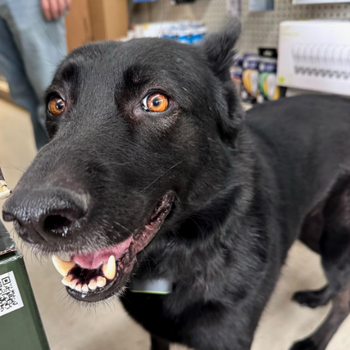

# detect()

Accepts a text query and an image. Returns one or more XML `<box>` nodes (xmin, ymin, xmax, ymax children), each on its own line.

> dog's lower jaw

<box><xmin>66</xmin><ymin>256</ymin><xmax>134</xmax><ymax>302</ymax></box>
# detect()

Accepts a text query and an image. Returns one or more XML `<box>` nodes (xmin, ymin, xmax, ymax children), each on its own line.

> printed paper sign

<box><xmin>0</xmin><ymin>271</ymin><xmax>24</xmax><ymax>317</ymax></box>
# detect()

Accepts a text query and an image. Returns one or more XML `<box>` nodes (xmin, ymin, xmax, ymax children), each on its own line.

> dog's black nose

<box><xmin>2</xmin><ymin>187</ymin><xmax>89</xmax><ymax>245</ymax></box>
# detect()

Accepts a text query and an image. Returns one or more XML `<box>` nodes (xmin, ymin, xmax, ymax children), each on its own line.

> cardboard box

<box><xmin>0</xmin><ymin>221</ymin><xmax>50</xmax><ymax>350</ymax></box>
<box><xmin>88</xmin><ymin>0</ymin><xmax>129</xmax><ymax>41</ymax></box>
<box><xmin>65</xmin><ymin>0</ymin><xmax>92</xmax><ymax>51</ymax></box>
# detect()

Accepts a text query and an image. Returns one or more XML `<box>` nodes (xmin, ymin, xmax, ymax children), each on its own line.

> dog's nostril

<box><xmin>3</xmin><ymin>187</ymin><xmax>89</xmax><ymax>244</ymax></box>
<box><xmin>44</xmin><ymin>215</ymin><xmax>72</xmax><ymax>233</ymax></box>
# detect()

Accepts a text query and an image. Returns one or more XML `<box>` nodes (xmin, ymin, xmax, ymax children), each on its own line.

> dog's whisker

<box><xmin>139</xmin><ymin>249</ymin><xmax>153</xmax><ymax>275</ymax></box>
<box><xmin>111</xmin><ymin>221</ymin><xmax>133</xmax><ymax>235</ymax></box>
<box><xmin>1</xmin><ymin>164</ymin><xmax>27</xmax><ymax>174</ymax></box>
<box><xmin>140</xmin><ymin>160</ymin><xmax>183</xmax><ymax>193</ymax></box>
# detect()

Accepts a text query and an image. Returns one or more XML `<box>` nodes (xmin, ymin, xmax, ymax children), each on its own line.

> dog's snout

<box><xmin>2</xmin><ymin>187</ymin><xmax>89</xmax><ymax>245</ymax></box>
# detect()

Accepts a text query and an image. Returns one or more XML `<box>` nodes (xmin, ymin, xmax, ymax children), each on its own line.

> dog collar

<box><xmin>130</xmin><ymin>278</ymin><xmax>172</xmax><ymax>295</ymax></box>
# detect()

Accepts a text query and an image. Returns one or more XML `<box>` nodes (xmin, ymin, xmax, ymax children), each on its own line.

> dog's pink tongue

<box><xmin>72</xmin><ymin>237</ymin><xmax>132</xmax><ymax>269</ymax></box>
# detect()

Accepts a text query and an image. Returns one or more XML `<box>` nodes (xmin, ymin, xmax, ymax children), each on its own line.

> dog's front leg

<box><xmin>151</xmin><ymin>334</ymin><xmax>170</xmax><ymax>350</ymax></box>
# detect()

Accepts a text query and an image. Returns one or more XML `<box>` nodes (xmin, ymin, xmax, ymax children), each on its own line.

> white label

<box><xmin>0</xmin><ymin>271</ymin><xmax>24</xmax><ymax>317</ymax></box>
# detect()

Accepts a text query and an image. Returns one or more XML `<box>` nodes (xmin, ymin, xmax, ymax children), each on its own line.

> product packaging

<box><xmin>241</xmin><ymin>54</ymin><xmax>260</xmax><ymax>103</ymax></box>
<box><xmin>257</xmin><ymin>48</ymin><xmax>281</xmax><ymax>103</ymax></box>
<box><xmin>0</xmin><ymin>221</ymin><xmax>50</xmax><ymax>350</ymax></box>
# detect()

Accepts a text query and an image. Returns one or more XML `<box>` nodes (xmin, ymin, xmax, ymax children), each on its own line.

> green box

<box><xmin>0</xmin><ymin>221</ymin><xmax>50</xmax><ymax>350</ymax></box>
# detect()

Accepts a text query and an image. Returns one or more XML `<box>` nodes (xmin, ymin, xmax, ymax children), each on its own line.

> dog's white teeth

<box><xmin>97</xmin><ymin>276</ymin><xmax>106</xmax><ymax>288</ymax></box>
<box><xmin>102</xmin><ymin>255</ymin><xmax>116</xmax><ymax>280</ymax></box>
<box><xmin>52</xmin><ymin>255</ymin><xmax>76</xmax><ymax>277</ymax></box>
<box><xmin>56</xmin><ymin>255</ymin><xmax>117</xmax><ymax>292</ymax></box>
<box><xmin>70</xmin><ymin>279</ymin><xmax>78</xmax><ymax>288</ymax></box>
<box><xmin>88</xmin><ymin>279</ymin><xmax>97</xmax><ymax>291</ymax></box>
<box><xmin>63</xmin><ymin>273</ymin><xmax>117</xmax><ymax>292</ymax></box>
<box><xmin>61</xmin><ymin>276</ymin><xmax>72</xmax><ymax>286</ymax></box>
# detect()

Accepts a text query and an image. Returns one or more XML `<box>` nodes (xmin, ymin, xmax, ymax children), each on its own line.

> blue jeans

<box><xmin>0</xmin><ymin>0</ymin><xmax>67</xmax><ymax>149</ymax></box>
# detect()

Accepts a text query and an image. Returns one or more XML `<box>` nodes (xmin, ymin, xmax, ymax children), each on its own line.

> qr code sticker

<box><xmin>0</xmin><ymin>271</ymin><xmax>24</xmax><ymax>317</ymax></box>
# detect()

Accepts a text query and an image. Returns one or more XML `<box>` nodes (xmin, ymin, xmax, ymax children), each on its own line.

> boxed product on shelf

<box><xmin>131</xmin><ymin>21</ymin><xmax>207</xmax><ymax>44</ymax></box>
<box><xmin>88</xmin><ymin>0</ymin><xmax>129</xmax><ymax>42</ymax></box>
<box><xmin>241</xmin><ymin>53</ymin><xmax>260</xmax><ymax>102</ymax></box>
<box><xmin>257</xmin><ymin>48</ymin><xmax>281</xmax><ymax>103</ymax></box>
<box><xmin>65</xmin><ymin>0</ymin><xmax>92</xmax><ymax>51</ymax></box>
<box><xmin>162</xmin><ymin>21</ymin><xmax>207</xmax><ymax>44</ymax></box>
<box><xmin>231</xmin><ymin>48</ymin><xmax>285</xmax><ymax>105</ymax></box>
<box><xmin>65</xmin><ymin>0</ymin><xmax>129</xmax><ymax>51</ymax></box>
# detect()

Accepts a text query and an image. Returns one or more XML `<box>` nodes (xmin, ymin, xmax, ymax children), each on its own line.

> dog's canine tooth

<box><xmin>0</xmin><ymin>168</ymin><xmax>12</xmax><ymax>200</ymax></box>
<box><xmin>52</xmin><ymin>255</ymin><xmax>76</xmax><ymax>277</ymax></box>
<box><xmin>97</xmin><ymin>276</ymin><xmax>106</xmax><ymax>288</ymax></box>
<box><xmin>82</xmin><ymin>284</ymin><xmax>89</xmax><ymax>292</ymax></box>
<box><xmin>75</xmin><ymin>284</ymin><xmax>82</xmax><ymax>292</ymax></box>
<box><xmin>102</xmin><ymin>255</ymin><xmax>116</xmax><ymax>280</ymax></box>
<box><xmin>0</xmin><ymin>180</ymin><xmax>11</xmax><ymax>200</ymax></box>
<box><xmin>88</xmin><ymin>279</ymin><xmax>97</xmax><ymax>290</ymax></box>
<box><xmin>61</xmin><ymin>275</ymin><xmax>73</xmax><ymax>286</ymax></box>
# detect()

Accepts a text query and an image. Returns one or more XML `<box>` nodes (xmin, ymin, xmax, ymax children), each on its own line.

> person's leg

<box><xmin>0</xmin><ymin>12</ymin><xmax>47</xmax><ymax>149</ymax></box>
<box><xmin>2</xmin><ymin>0</ymin><xmax>67</xmax><ymax>148</ymax></box>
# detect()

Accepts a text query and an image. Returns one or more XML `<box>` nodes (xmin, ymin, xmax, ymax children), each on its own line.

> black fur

<box><xmin>3</xmin><ymin>19</ymin><xmax>350</xmax><ymax>350</ymax></box>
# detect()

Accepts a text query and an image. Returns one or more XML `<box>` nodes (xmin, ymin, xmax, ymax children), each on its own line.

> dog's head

<box><xmin>2</xmin><ymin>19</ymin><xmax>243</xmax><ymax>302</ymax></box>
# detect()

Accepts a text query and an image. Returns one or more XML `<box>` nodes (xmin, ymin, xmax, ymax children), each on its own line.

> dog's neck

<box><xmin>134</xmin><ymin>130</ymin><xmax>268</xmax><ymax>296</ymax></box>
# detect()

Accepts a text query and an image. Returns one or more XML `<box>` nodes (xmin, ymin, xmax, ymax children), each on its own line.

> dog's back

<box><xmin>247</xmin><ymin>94</ymin><xmax>350</xmax><ymax>243</ymax></box>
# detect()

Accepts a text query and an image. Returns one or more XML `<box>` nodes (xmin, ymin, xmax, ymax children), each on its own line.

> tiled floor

<box><xmin>0</xmin><ymin>98</ymin><xmax>349</xmax><ymax>350</ymax></box>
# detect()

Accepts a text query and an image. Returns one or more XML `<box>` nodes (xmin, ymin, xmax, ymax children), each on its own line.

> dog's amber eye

<box><xmin>48</xmin><ymin>97</ymin><xmax>66</xmax><ymax>115</ymax></box>
<box><xmin>142</xmin><ymin>93</ymin><xmax>169</xmax><ymax>113</ymax></box>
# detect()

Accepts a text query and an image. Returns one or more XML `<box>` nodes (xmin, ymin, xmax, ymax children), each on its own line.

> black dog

<box><xmin>3</xmin><ymin>19</ymin><xmax>350</xmax><ymax>350</ymax></box>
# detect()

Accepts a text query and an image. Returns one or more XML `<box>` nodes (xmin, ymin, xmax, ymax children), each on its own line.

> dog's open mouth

<box><xmin>52</xmin><ymin>191</ymin><xmax>174</xmax><ymax>302</ymax></box>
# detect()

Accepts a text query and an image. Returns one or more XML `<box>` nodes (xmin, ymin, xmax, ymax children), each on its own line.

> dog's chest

<box><xmin>120</xmin><ymin>289</ymin><xmax>190</xmax><ymax>341</ymax></box>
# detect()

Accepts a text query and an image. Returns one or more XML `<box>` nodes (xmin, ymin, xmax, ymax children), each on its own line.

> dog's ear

<box><xmin>201</xmin><ymin>18</ymin><xmax>241</xmax><ymax>80</ymax></box>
